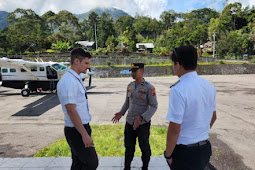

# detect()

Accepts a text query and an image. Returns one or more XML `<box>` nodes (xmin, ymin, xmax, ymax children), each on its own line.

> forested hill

<box><xmin>75</xmin><ymin>7</ymin><xmax>129</xmax><ymax>21</ymax></box>
<box><xmin>0</xmin><ymin>11</ymin><xmax>9</xmax><ymax>30</ymax></box>
<box><xmin>0</xmin><ymin>7</ymin><xmax>129</xmax><ymax>29</ymax></box>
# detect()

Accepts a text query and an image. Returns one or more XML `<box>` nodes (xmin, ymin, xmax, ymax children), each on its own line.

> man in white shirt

<box><xmin>164</xmin><ymin>45</ymin><xmax>217</xmax><ymax>170</ymax></box>
<box><xmin>57</xmin><ymin>48</ymin><xmax>98</xmax><ymax>170</ymax></box>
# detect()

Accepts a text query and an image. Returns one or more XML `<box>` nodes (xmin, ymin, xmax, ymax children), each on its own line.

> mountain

<box><xmin>0</xmin><ymin>11</ymin><xmax>9</xmax><ymax>30</ymax></box>
<box><xmin>75</xmin><ymin>7</ymin><xmax>130</xmax><ymax>21</ymax></box>
<box><xmin>0</xmin><ymin>7</ymin><xmax>129</xmax><ymax>29</ymax></box>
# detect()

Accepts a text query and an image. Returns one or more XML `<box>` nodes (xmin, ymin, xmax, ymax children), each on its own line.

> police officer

<box><xmin>164</xmin><ymin>45</ymin><xmax>217</xmax><ymax>169</ymax></box>
<box><xmin>112</xmin><ymin>63</ymin><xmax>158</xmax><ymax>170</ymax></box>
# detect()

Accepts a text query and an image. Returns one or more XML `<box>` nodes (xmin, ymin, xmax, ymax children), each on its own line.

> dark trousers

<box><xmin>124</xmin><ymin>121</ymin><xmax>151</xmax><ymax>170</ymax></box>
<box><xmin>64</xmin><ymin>124</ymin><xmax>98</xmax><ymax>170</ymax></box>
<box><xmin>168</xmin><ymin>140</ymin><xmax>212</xmax><ymax>170</ymax></box>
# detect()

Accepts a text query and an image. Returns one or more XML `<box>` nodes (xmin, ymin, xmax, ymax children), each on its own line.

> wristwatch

<box><xmin>164</xmin><ymin>151</ymin><xmax>172</xmax><ymax>159</ymax></box>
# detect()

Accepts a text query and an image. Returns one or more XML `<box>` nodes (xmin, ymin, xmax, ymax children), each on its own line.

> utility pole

<box><xmin>94</xmin><ymin>23</ymin><xmax>98</xmax><ymax>50</ymax></box>
<box><xmin>212</xmin><ymin>32</ymin><xmax>216</xmax><ymax>58</ymax></box>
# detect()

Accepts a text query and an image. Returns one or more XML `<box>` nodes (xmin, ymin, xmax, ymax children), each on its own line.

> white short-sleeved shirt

<box><xmin>166</xmin><ymin>71</ymin><xmax>216</xmax><ymax>145</ymax></box>
<box><xmin>57</xmin><ymin>69</ymin><xmax>91</xmax><ymax>127</ymax></box>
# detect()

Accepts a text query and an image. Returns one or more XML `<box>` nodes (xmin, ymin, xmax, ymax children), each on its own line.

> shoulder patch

<box><xmin>150</xmin><ymin>87</ymin><xmax>156</xmax><ymax>96</ymax></box>
<box><xmin>170</xmin><ymin>80</ymin><xmax>180</xmax><ymax>88</ymax></box>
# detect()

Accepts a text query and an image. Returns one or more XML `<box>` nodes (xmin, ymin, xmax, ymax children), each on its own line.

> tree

<box><xmin>97</xmin><ymin>13</ymin><xmax>115</xmax><ymax>48</ymax></box>
<box><xmin>88</xmin><ymin>12</ymin><xmax>99</xmax><ymax>48</ymax></box>
<box><xmin>148</xmin><ymin>18</ymin><xmax>160</xmax><ymax>40</ymax></box>
<box><xmin>134</xmin><ymin>16</ymin><xmax>150</xmax><ymax>36</ymax></box>
<box><xmin>41</xmin><ymin>11</ymin><xmax>57</xmax><ymax>35</ymax></box>
<box><xmin>159</xmin><ymin>10</ymin><xmax>177</xmax><ymax>29</ymax></box>
<box><xmin>185</xmin><ymin>8</ymin><xmax>219</xmax><ymax>24</ymax></box>
<box><xmin>217</xmin><ymin>30</ymin><xmax>249</xmax><ymax>57</ymax></box>
<box><xmin>6</xmin><ymin>8</ymin><xmax>46</xmax><ymax>53</ymax></box>
<box><xmin>220</xmin><ymin>3</ymin><xmax>247</xmax><ymax>32</ymax></box>
<box><xmin>0</xmin><ymin>28</ymin><xmax>9</xmax><ymax>52</ymax></box>
<box><xmin>114</xmin><ymin>15</ymin><xmax>134</xmax><ymax>36</ymax></box>
<box><xmin>55</xmin><ymin>10</ymin><xmax>82</xmax><ymax>43</ymax></box>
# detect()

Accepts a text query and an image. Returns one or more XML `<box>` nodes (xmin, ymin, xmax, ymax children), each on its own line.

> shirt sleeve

<box><xmin>141</xmin><ymin>85</ymin><xmax>158</xmax><ymax>122</ymax></box>
<box><xmin>120</xmin><ymin>86</ymin><xmax>129</xmax><ymax>115</ymax></box>
<box><xmin>166</xmin><ymin>88</ymin><xmax>185</xmax><ymax>124</ymax></box>
<box><xmin>60</xmin><ymin>80</ymin><xmax>79</xmax><ymax>105</ymax></box>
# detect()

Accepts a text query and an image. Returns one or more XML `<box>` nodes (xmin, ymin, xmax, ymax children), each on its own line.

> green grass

<box><xmin>34</xmin><ymin>125</ymin><xmax>167</xmax><ymax>157</ymax></box>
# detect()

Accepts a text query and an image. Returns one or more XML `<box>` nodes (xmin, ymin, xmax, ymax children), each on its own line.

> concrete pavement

<box><xmin>0</xmin><ymin>156</ymin><xmax>169</xmax><ymax>170</ymax></box>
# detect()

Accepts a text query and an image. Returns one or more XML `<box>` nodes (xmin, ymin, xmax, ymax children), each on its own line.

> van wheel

<box><xmin>21</xmin><ymin>89</ymin><xmax>30</xmax><ymax>97</ymax></box>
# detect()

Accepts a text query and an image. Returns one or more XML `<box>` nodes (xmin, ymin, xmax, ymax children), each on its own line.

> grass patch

<box><xmin>34</xmin><ymin>125</ymin><xmax>167</xmax><ymax>157</ymax></box>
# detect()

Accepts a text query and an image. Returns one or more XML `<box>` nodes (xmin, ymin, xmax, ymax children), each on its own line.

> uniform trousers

<box><xmin>124</xmin><ymin>121</ymin><xmax>151</xmax><ymax>170</ymax></box>
<box><xmin>168</xmin><ymin>140</ymin><xmax>212</xmax><ymax>170</ymax></box>
<box><xmin>64</xmin><ymin>124</ymin><xmax>98</xmax><ymax>170</ymax></box>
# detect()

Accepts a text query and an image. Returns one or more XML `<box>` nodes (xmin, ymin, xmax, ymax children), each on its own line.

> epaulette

<box><xmin>129</xmin><ymin>81</ymin><xmax>135</xmax><ymax>86</ymax></box>
<box><xmin>170</xmin><ymin>80</ymin><xmax>180</xmax><ymax>88</ymax></box>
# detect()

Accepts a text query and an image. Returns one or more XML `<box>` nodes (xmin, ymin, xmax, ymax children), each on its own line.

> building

<box><xmin>136</xmin><ymin>43</ymin><xmax>154</xmax><ymax>53</ymax></box>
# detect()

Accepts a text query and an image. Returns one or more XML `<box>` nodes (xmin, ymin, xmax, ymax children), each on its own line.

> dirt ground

<box><xmin>0</xmin><ymin>74</ymin><xmax>254</xmax><ymax>170</ymax></box>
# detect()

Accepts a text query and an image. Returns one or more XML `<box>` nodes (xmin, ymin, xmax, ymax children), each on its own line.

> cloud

<box><xmin>0</xmin><ymin>0</ymin><xmax>167</xmax><ymax>19</ymax></box>
<box><xmin>1</xmin><ymin>0</ymin><xmax>254</xmax><ymax>19</ymax></box>
<box><xmin>227</xmin><ymin>0</ymin><xmax>255</xmax><ymax>7</ymax></box>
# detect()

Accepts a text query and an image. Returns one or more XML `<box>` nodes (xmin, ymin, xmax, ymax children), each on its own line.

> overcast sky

<box><xmin>0</xmin><ymin>0</ymin><xmax>255</xmax><ymax>19</ymax></box>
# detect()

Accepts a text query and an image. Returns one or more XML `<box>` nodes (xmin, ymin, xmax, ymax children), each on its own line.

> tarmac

<box><xmin>0</xmin><ymin>156</ymin><xmax>169</xmax><ymax>170</ymax></box>
<box><xmin>0</xmin><ymin>75</ymin><xmax>255</xmax><ymax>170</ymax></box>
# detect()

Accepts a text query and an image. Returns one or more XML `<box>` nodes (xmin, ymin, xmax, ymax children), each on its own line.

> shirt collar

<box><xmin>179</xmin><ymin>71</ymin><xmax>198</xmax><ymax>81</ymax></box>
<box><xmin>68</xmin><ymin>68</ymin><xmax>82</xmax><ymax>81</ymax></box>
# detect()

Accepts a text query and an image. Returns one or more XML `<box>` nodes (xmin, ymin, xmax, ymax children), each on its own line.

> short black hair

<box><xmin>70</xmin><ymin>48</ymin><xmax>91</xmax><ymax>64</ymax></box>
<box><xmin>171</xmin><ymin>45</ymin><xmax>197</xmax><ymax>70</ymax></box>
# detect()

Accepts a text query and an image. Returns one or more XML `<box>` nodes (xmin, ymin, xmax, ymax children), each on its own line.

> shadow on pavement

<box><xmin>12</xmin><ymin>94</ymin><xmax>60</xmax><ymax>116</ymax></box>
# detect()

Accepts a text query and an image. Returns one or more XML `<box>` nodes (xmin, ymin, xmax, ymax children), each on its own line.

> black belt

<box><xmin>177</xmin><ymin>140</ymin><xmax>209</xmax><ymax>148</ymax></box>
<box><xmin>65</xmin><ymin>123</ymin><xmax>90</xmax><ymax>129</ymax></box>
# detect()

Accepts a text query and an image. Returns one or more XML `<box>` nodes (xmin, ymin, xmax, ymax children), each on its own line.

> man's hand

<box><xmin>112</xmin><ymin>112</ymin><xmax>123</xmax><ymax>123</ymax></box>
<box><xmin>133</xmin><ymin>116</ymin><xmax>142</xmax><ymax>130</ymax></box>
<box><xmin>82</xmin><ymin>134</ymin><xmax>94</xmax><ymax>148</ymax></box>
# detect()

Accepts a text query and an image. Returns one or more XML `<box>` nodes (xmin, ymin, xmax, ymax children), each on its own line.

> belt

<box><xmin>65</xmin><ymin>123</ymin><xmax>89</xmax><ymax>129</ymax></box>
<box><xmin>177</xmin><ymin>140</ymin><xmax>209</xmax><ymax>148</ymax></box>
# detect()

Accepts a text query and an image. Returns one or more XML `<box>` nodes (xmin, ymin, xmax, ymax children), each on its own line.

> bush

<box><xmin>250</xmin><ymin>56</ymin><xmax>255</xmax><ymax>63</ymax></box>
<box><xmin>153</xmin><ymin>47</ymin><xmax>170</xmax><ymax>56</ymax></box>
<box><xmin>94</xmin><ymin>48</ymin><xmax>108</xmax><ymax>55</ymax></box>
<box><xmin>106</xmin><ymin>60</ymin><xmax>111</xmax><ymax>66</ymax></box>
<box><xmin>218</xmin><ymin>60</ymin><xmax>225</xmax><ymax>64</ymax></box>
<box><xmin>201</xmin><ymin>52</ymin><xmax>211</xmax><ymax>57</ymax></box>
<box><xmin>51</xmin><ymin>41</ymin><xmax>70</xmax><ymax>52</ymax></box>
<box><xmin>7</xmin><ymin>49</ymin><xmax>15</xmax><ymax>55</ymax></box>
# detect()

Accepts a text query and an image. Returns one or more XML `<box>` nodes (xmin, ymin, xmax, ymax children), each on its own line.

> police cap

<box><xmin>129</xmin><ymin>63</ymin><xmax>144</xmax><ymax>71</ymax></box>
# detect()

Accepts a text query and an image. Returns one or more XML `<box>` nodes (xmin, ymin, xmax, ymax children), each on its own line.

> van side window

<box><xmin>10</xmin><ymin>68</ymin><xmax>16</xmax><ymax>73</ymax></box>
